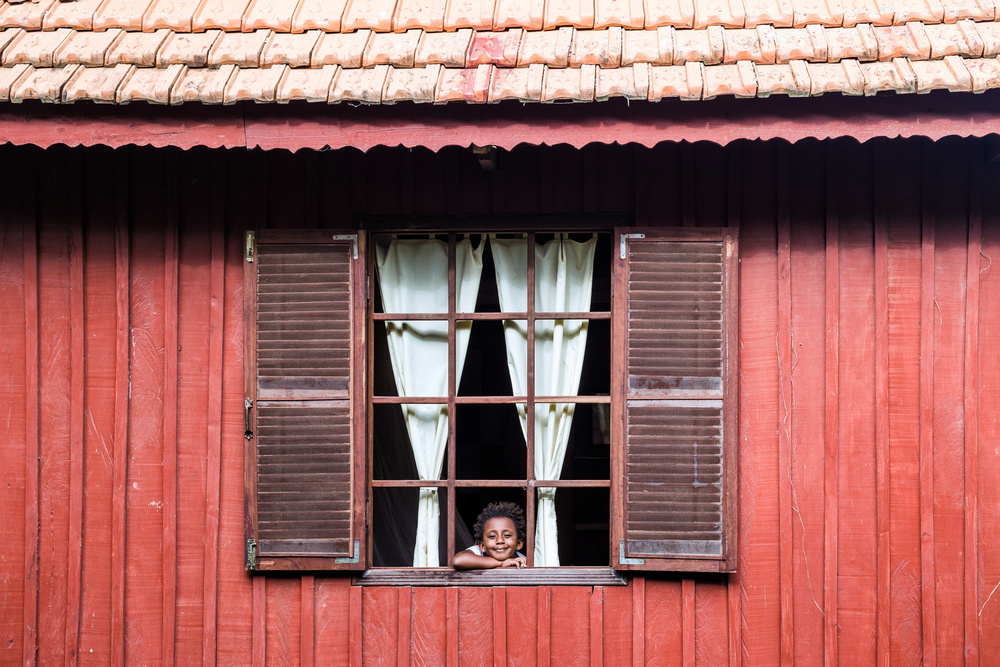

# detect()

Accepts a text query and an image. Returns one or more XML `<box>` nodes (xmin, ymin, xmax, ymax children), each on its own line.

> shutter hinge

<box><xmin>619</xmin><ymin>540</ymin><xmax>645</xmax><ymax>565</ymax></box>
<box><xmin>246</xmin><ymin>539</ymin><xmax>257</xmax><ymax>570</ymax></box>
<box><xmin>335</xmin><ymin>539</ymin><xmax>361</xmax><ymax>564</ymax></box>
<box><xmin>619</xmin><ymin>233</ymin><xmax>645</xmax><ymax>259</ymax></box>
<box><xmin>245</xmin><ymin>231</ymin><xmax>255</xmax><ymax>263</ymax></box>
<box><xmin>332</xmin><ymin>234</ymin><xmax>358</xmax><ymax>260</ymax></box>
<box><xmin>244</xmin><ymin>398</ymin><xmax>253</xmax><ymax>440</ymax></box>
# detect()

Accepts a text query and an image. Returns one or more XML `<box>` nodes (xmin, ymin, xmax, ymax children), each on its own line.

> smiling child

<box><xmin>453</xmin><ymin>501</ymin><xmax>528</xmax><ymax>570</ymax></box>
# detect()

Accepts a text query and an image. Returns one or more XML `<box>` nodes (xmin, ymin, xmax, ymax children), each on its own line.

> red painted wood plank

<box><xmin>631</xmin><ymin>577</ymin><xmax>645</xmax><ymax>667</ymax></box>
<box><xmin>125</xmin><ymin>169</ymin><xmax>167</xmax><ymax>666</ymax></box>
<box><xmin>963</xmin><ymin>154</ymin><xmax>983</xmax><ymax>667</ymax></box>
<box><xmin>591</xmin><ymin>587</ymin><xmax>604</xmax><ymax>667</ymax></box>
<box><xmin>737</xmin><ymin>141</ymin><xmax>781</xmax><ymax>667</ymax></box>
<box><xmin>397</xmin><ymin>587</ymin><xmax>410</xmax><ymax>667</ymax></box>
<box><xmin>446</xmin><ymin>588</ymin><xmax>458</xmax><ymax>667</ymax></box>
<box><xmin>110</xmin><ymin>152</ymin><xmax>130</xmax><ymax>667</ymax></box>
<box><xmin>457</xmin><ymin>588</ymin><xmax>492</xmax><ymax>667</ymax></box>
<box><xmin>537</xmin><ymin>587</ymin><xmax>551</xmax><ymax>667</ymax></box>
<box><xmin>216</xmin><ymin>154</ymin><xmax>254</xmax><ymax>665</ymax></box>
<box><xmin>776</xmin><ymin>145</ymin><xmax>794</xmax><ymax>667</ymax></box>
<box><xmin>315</xmin><ymin>578</ymin><xmax>351</xmax><ymax>667</ymax></box>
<box><xmin>202</xmin><ymin>179</ymin><xmax>227</xmax><ymax>667</ymax></box>
<box><xmin>976</xmin><ymin>162</ymin><xmax>1000</xmax><ymax>660</ymax></box>
<box><xmin>642</xmin><ymin>578</ymin><xmax>679</xmax><ymax>667</ymax></box>
<box><xmin>349</xmin><ymin>585</ymin><xmax>362</xmax><ymax>667</ymax></box>
<box><xmin>930</xmin><ymin>143</ymin><xmax>970</xmax><ymax>665</ymax></box>
<box><xmin>162</xmin><ymin>160</ymin><xmax>179</xmax><ymax>667</ymax></box>
<box><xmin>550</xmin><ymin>587</ymin><xmax>589</xmax><ymax>666</ymax></box>
<box><xmin>493</xmin><ymin>588</ymin><xmax>507</xmax><ymax>667</ymax></box>
<box><xmin>175</xmin><ymin>181</ymin><xmax>212</xmax><ymax>665</ymax></box>
<box><xmin>302</xmin><ymin>576</ymin><xmax>315</xmax><ymax>667</ymax></box>
<box><xmin>694</xmin><ymin>580</ymin><xmax>730</xmax><ymax>667</ymax></box>
<box><xmin>836</xmin><ymin>140</ymin><xmax>877</xmax><ymax>666</ymax></box>
<box><xmin>682</xmin><ymin>580</ymin><xmax>695</xmax><ymax>667</ymax></box>
<box><xmin>506</xmin><ymin>587</ymin><xmax>537</xmax><ymax>666</ymax></box>
<box><xmin>726</xmin><ymin>141</ymin><xmax>743</xmax><ymax>667</ymax></box>
<box><xmin>788</xmin><ymin>140</ymin><xmax>828</xmax><ymax>667</ymax></box>
<box><xmin>873</xmin><ymin>145</ymin><xmax>891</xmax><ymax>667</ymax></box>
<box><xmin>37</xmin><ymin>179</ymin><xmax>73</xmax><ymax>667</ymax></box>
<box><xmin>65</xmin><ymin>174</ymin><xmax>84</xmax><ymax>667</ymax></box>
<box><xmin>823</xmin><ymin>142</ymin><xmax>840</xmax><ymax>667</ymax></box>
<box><xmin>23</xmin><ymin>201</ymin><xmax>39</xmax><ymax>663</ymax></box>
<box><xmin>0</xmin><ymin>169</ymin><xmax>30</xmax><ymax>665</ymax></box>
<box><xmin>918</xmin><ymin>143</ymin><xmax>938</xmax><ymax>666</ymax></box>
<box><xmin>885</xmin><ymin>139</ymin><xmax>923</xmax><ymax>667</ymax></box>
<box><xmin>364</xmin><ymin>587</ymin><xmax>402</xmax><ymax>667</ymax></box>
<box><xmin>265</xmin><ymin>578</ymin><xmax>302</xmax><ymax>665</ymax></box>
<box><xmin>601</xmin><ymin>583</ymin><xmax>631</xmax><ymax>667</ymax></box>
<box><xmin>253</xmin><ymin>576</ymin><xmax>266</xmax><ymax>667</ymax></box>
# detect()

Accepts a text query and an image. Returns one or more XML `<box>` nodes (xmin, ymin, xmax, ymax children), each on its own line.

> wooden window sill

<box><xmin>355</xmin><ymin>567</ymin><xmax>627</xmax><ymax>587</ymax></box>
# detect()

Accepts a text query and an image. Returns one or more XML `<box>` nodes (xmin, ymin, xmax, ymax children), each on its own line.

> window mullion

<box><xmin>446</xmin><ymin>233</ymin><xmax>457</xmax><ymax>567</ymax></box>
<box><xmin>525</xmin><ymin>232</ymin><xmax>536</xmax><ymax>567</ymax></box>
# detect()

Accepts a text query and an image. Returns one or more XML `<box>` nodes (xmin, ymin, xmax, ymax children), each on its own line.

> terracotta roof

<box><xmin>0</xmin><ymin>0</ymin><xmax>999</xmax><ymax>104</ymax></box>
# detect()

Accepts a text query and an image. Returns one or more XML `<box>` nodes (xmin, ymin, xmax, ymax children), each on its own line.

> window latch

<box><xmin>619</xmin><ymin>233</ymin><xmax>645</xmax><ymax>259</ymax></box>
<box><xmin>245</xmin><ymin>231</ymin><xmax>255</xmax><ymax>263</ymax></box>
<box><xmin>244</xmin><ymin>398</ymin><xmax>253</xmax><ymax>440</ymax></box>
<box><xmin>246</xmin><ymin>539</ymin><xmax>257</xmax><ymax>570</ymax></box>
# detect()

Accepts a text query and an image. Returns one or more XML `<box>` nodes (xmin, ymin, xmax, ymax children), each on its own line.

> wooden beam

<box><xmin>776</xmin><ymin>142</ymin><xmax>795</xmax><ymax>667</ymax></box>
<box><xmin>590</xmin><ymin>586</ymin><xmax>603</xmax><ymax>667</ymax></box>
<box><xmin>874</xmin><ymin>144</ymin><xmax>891</xmax><ymax>667</ymax></box>
<box><xmin>682</xmin><ymin>579</ymin><xmax>696</xmax><ymax>667</ymax></box>
<box><xmin>301</xmin><ymin>576</ymin><xmax>314</xmax><ymax>667</ymax></box>
<box><xmin>446</xmin><ymin>588</ymin><xmax>458</xmax><ymax>667</ymax></box>
<box><xmin>161</xmin><ymin>162</ymin><xmax>179</xmax><ymax>667</ymax></box>
<box><xmin>536</xmin><ymin>587</ymin><xmax>551</xmax><ymax>667</ymax></box>
<box><xmin>493</xmin><ymin>587</ymin><xmax>506</xmax><ymax>667</ymax></box>
<box><xmin>110</xmin><ymin>151</ymin><xmax>130</xmax><ymax>667</ymax></box>
<box><xmin>963</xmin><ymin>152</ymin><xmax>983</xmax><ymax>666</ymax></box>
<box><xmin>727</xmin><ymin>140</ymin><xmax>743</xmax><ymax>667</ymax></box>
<box><xmin>349</xmin><ymin>585</ymin><xmax>363</xmax><ymax>667</ymax></box>
<box><xmin>823</xmin><ymin>142</ymin><xmax>840</xmax><ymax>667</ymax></box>
<box><xmin>66</xmin><ymin>161</ymin><xmax>85</xmax><ymax>667</ymax></box>
<box><xmin>202</xmin><ymin>155</ymin><xmax>226</xmax><ymax>667</ymax></box>
<box><xmin>918</xmin><ymin>142</ymin><xmax>938</xmax><ymax>666</ymax></box>
<box><xmin>252</xmin><ymin>576</ymin><xmax>266</xmax><ymax>667</ymax></box>
<box><xmin>632</xmin><ymin>577</ymin><xmax>645</xmax><ymax>667</ymax></box>
<box><xmin>22</xmin><ymin>151</ymin><xmax>39</xmax><ymax>667</ymax></box>
<box><xmin>397</xmin><ymin>587</ymin><xmax>411</xmax><ymax>667</ymax></box>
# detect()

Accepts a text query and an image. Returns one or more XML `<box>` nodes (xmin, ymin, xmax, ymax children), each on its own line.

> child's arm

<box><xmin>453</xmin><ymin>550</ymin><xmax>527</xmax><ymax>570</ymax></box>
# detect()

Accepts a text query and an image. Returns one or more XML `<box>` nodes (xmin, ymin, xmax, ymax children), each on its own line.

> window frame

<box><xmin>244</xmin><ymin>221</ymin><xmax>738</xmax><ymax>577</ymax></box>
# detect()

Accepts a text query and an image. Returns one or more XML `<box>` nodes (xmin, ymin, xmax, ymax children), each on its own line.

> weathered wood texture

<box><xmin>0</xmin><ymin>136</ymin><xmax>998</xmax><ymax>664</ymax></box>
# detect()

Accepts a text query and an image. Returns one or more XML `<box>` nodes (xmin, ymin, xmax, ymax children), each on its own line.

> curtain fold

<box><xmin>375</xmin><ymin>237</ymin><xmax>484</xmax><ymax>567</ymax></box>
<box><xmin>491</xmin><ymin>234</ymin><xmax>596</xmax><ymax>566</ymax></box>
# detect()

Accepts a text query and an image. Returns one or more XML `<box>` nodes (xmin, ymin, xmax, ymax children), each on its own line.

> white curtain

<box><xmin>375</xmin><ymin>237</ymin><xmax>484</xmax><ymax>567</ymax></box>
<box><xmin>490</xmin><ymin>234</ymin><xmax>596</xmax><ymax>566</ymax></box>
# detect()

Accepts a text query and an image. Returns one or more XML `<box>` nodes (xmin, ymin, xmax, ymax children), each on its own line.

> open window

<box><xmin>244</xmin><ymin>225</ymin><xmax>737</xmax><ymax>574</ymax></box>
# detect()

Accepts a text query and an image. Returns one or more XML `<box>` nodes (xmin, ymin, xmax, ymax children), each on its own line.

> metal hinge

<box><xmin>332</xmin><ymin>234</ymin><xmax>358</xmax><ymax>260</ymax></box>
<box><xmin>246</xmin><ymin>539</ymin><xmax>257</xmax><ymax>570</ymax></box>
<box><xmin>619</xmin><ymin>540</ymin><xmax>645</xmax><ymax>565</ymax></box>
<box><xmin>244</xmin><ymin>398</ymin><xmax>253</xmax><ymax>440</ymax></box>
<box><xmin>619</xmin><ymin>233</ymin><xmax>646</xmax><ymax>259</ymax></box>
<box><xmin>245</xmin><ymin>231</ymin><xmax>255</xmax><ymax>263</ymax></box>
<box><xmin>335</xmin><ymin>539</ymin><xmax>361</xmax><ymax>564</ymax></box>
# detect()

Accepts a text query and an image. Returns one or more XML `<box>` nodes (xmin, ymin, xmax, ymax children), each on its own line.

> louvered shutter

<box><xmin>244</xmin><ymin>230</ymin><xmax>366</xmax><ymax>571</ymax></box>
<box><xmin>612</xmin><ymin>229</ymin><xmax>738</xmax><ymax>572</ymax></box>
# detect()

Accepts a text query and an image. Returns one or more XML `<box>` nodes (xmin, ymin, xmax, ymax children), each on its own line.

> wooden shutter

<box><xmin>244</xmin><ymin>230</ymin><xmax>366</xmax><ymax>571</ymax></box>
<box><xmin>612</xmin><ymin>228</ymin><xmax>738</xmax><ymax>572</ymax></box>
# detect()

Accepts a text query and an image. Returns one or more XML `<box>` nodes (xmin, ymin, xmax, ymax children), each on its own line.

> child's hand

<box><xmin>499</xmin><ymin>555</ymin><xmax>527</xmax><ymax>569</ymax></box>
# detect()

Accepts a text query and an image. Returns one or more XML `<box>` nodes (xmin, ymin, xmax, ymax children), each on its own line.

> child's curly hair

<box><xmin>472</xmin><ymin>501</ymin><xmax>526</xmax><ymax>544</ymax></box>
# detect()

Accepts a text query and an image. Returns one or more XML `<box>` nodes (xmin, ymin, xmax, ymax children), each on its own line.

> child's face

<box><xmin>478</xmin><ymin>517</ymin><xmax>523</xmax><ymax>562</ymax></box>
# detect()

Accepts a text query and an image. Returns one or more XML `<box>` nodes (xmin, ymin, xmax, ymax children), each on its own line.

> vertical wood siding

<box><xmin>0</xmin><ymin>136</ymin><xmax>998</xmax><ymax>665</ymax></box>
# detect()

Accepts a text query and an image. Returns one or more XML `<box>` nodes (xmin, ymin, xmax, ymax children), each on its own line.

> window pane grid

<box><xmin>371</xmin><ymin>231</ymin><xmax>610</xmax><ymax>568</ymax></box>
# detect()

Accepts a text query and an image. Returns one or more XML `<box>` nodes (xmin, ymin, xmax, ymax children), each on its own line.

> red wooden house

<box><xmin>2</xmin><ymin>0</ymin><xmax>1000</xmax><ymax>662</ymax></box>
